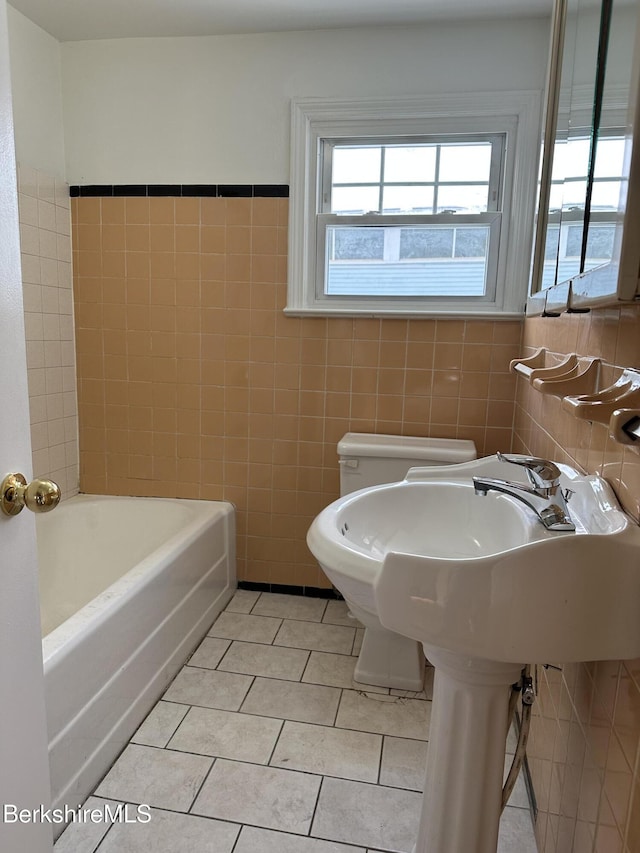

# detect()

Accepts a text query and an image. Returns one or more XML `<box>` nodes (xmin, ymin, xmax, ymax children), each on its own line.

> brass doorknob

<box><xmin>1</xmin><ymin>473</ymin><xmax>61</xmax><ymax>516</ymax></box>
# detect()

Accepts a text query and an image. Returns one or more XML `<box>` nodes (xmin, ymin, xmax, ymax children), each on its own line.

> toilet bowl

<box><xmin>313</xmin><ymin>433</ymin><xmax>477</xmax><ymax>691</ymax></box>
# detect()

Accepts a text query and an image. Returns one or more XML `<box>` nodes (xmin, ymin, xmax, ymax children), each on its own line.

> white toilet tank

<box><xmin>338</xmin><ymin>432</ymin><xmax>477</xmax><ymax>495</ymax></box>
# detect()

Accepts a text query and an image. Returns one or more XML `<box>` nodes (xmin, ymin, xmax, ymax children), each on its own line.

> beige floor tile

<box><xmin>312</xmin><ymin>777</ymin><xmax>421</xmax><ymax>852</ymax></box>
<box><xmin>302</xmin><ymin>651</ymin><xmax>388</xmax><ymax>693</ymax></box>
<box><xmin>252</xmin><ymin>592</ymin><xmax>327</xmax><ymax>621</ymax></box>
<box><xmin>379</xmin><ymin>736</ymin><xmax>428</xmax><ymax>791</ymax></box>
<box><xmin>498</xmin><ymin>806</ymin><xmax>537</xmax><ymax>852</ymax></box>
<box><xmin>192</xmin><ymin>759</ymin><xmax>321</xmax><ymax>834</ymax></box>
<box><xmin>168</xmin><ymin>705</ymin><xmax>282</xmax><ymax>763</ymax></box>
<box><xmin>217</xmin><ymin>640</ymin><xmax>309</xmax><ymax>680</ymax></box>
<box><xmin>224</xmin><ymin>589</ymin><xmax>261</xmax><ymax>613</ymax></box>
<box><xmin>95</xmin><ymin>744</ymin><xmax>211</xmax><ymax>812</ymax></box>
<box><xmin>54</xmin><ymin>797</ymin><xmax>120</xmax><ymax>852</ymax></box>
<box><xmin>131</xmin><ymin>701</ymin><xmax>189</xmax><ymax>748</ymax></box>
<box><xmin>336</xmin><ymin>689</ymin><xmax>431</xmax><ymax>740</ymax></box>
<box><xmin>162</xmin><ymin>666</ymin><xmax>252</xmax><ymax>710</ymax></box>
<box><xmin>188</xmin><ymin>637</ymin><xmax>231</xmax><ymax>669</ymax></box>
<box><xmin>208</xmin><ymin>611</ymin><xmax>281</xmax><ymax>643</ymax></box>
<box><xmin>275</xmin><ymin>619</ymin><xmax>355</xmax><ymax>654</ymax></box>
<box><xmin>240</xmin><ymin>677</ymin><xmax>340</xmax><ymax>725</ymax></box>
<box><xmin>234</xmin><ymin>825</ymin><xmax>366</xmax><ymax>852</ymax></box>
<box><xmin>271</xmin><ymin>720</ymin><xmax>382</xmax><ymax>783</ymax></box>
<box><xmin>97</xmin><ymin>808</ymin><xmax>239</xmax><ymax>853</ymax></box>
<box><xmin>503</xmin><ymin>754</ymin><xmax>529</xmax><ymax>809</ymax></box>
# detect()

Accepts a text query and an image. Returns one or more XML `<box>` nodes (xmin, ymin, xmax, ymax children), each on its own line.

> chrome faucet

<box><xmin>473</xmin><ymin>452</ymin><xmax>575</xmax><ymax>532</ymax></box>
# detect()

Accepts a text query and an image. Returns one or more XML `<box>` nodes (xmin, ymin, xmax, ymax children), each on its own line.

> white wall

<box><xmin>61</xmin><ymin>19</ymin><xmax>550</xmax><ymax>185</ymax></box>
<box><xmin>7</xmin><ymin>6</ymin><xmax>65</xmax><ymax>178</ymax></box>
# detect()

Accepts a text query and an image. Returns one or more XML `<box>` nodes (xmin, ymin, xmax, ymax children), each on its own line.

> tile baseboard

<box><xmin>237</xmin><ymin>581</ymin><xmax>342</xmax><ymax>600</ymax></box>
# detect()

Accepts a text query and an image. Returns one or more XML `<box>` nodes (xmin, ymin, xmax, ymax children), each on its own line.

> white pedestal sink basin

<box><xmin>307</xmin><ymin>454</ymin><xmax>640</xmax><ymax>853</ymax></box>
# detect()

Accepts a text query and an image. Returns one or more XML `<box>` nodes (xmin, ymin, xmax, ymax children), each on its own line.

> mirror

<box><xmin>529</xmin><ymin>0</ymin><xmax>640</xmax><ymax>311</ymax></box>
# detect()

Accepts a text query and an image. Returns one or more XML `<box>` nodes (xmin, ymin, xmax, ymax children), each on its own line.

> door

<box><xmin>0</xmin><ymin>1</ymin><xmax>54</xmax><ymax>850</ymax></box>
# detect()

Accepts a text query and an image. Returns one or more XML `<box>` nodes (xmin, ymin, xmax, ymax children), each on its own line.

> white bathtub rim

<box><xmin>42</xmin><ymin>496</ymin><xmax>234</xmax><ymax>666</ymax></box>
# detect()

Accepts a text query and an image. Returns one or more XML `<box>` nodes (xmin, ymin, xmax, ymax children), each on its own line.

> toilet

<box><xmin>334</xmin><ymin>432</ymin><xmax>477</xmax><ymax>691</ymax></box>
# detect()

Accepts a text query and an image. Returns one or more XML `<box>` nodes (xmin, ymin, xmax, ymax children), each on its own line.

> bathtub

<box><xmin>37</xmin><ymin>494</ymin><xmax>235</xmax><ymax>827</ymax></box>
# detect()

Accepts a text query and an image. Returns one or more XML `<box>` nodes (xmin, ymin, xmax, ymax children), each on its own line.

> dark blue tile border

<box><xmin>237</xmin><ymin>580</ymin><xmax>342</xmax><ymax>600</ymax></box>
<box><xmin>70</xmin><ymin>184</ymin><xmax>289</xmax><ymax>198</ymax></box>
<box><xmin>113</xmin><ymin>185</ymin><xmax>147</xmax><ymax>197</ymax></box>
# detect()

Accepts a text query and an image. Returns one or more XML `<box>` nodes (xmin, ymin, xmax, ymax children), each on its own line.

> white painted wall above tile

<box><xmin>58</xmin><ymin>20</ymin><xmax>549</xmax><ymax>185</ymax></box>
<box><xmin>7</xmin><ymin>6</ymin><xmax>65</xmax><ymax>179</ymax></box>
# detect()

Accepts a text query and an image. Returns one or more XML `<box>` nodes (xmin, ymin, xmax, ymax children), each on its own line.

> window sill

<box><xmin>283</xmin><ymin>306</ymin><xmax>525</xmax><ymax>320</ymax></box>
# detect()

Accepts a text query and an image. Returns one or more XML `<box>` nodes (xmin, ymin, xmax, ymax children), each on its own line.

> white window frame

<box><xmin>286</xmin><ymin>92</ymin><xmax>542</xmax><ymax>318</ymax></box>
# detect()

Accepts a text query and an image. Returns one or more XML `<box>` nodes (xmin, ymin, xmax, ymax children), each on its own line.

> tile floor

<box><xmin>54</xmin><ymin>590</ymin><xmax>538</xmax><ymax>853</ymax></box>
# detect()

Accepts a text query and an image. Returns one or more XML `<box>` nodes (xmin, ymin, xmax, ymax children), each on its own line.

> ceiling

<box><xmin>8</xmin><ymin>0</ymin><xmax>553</xmax><ymax>42</ymax></box>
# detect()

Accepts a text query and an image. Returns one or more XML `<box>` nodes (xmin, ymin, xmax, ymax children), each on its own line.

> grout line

<box><xmin>377</xmin><ymin>735</ymin><xmax>385</xmax><ymax>786</ymax></box>
<box><xmin>187</xmin><ymin>756</ymin><xmax>218</xmax><ymax>815</ymax></box>
<box><xmin>236</xmin><ymin>675</ymin><xmax>257</xmax><ymax>713</ymax></box>
<box><xmin>265</xmin><ymin>717</ymin><xmax>286</xmax><ymax>766</ymax></box>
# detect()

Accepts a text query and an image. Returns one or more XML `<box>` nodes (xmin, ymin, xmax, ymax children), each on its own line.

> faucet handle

<box><xmin>496</xmin><ymin>452</ymin><xmax>562</xmax><ymax>489</ymax></box>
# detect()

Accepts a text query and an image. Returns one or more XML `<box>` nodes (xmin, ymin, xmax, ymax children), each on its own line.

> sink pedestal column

<box><xmin>415</xmin><ymin>645</ymin><xmax>523</xmax><ymax>853</ymax></box>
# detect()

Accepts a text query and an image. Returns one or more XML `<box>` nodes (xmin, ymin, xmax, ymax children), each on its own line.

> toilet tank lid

<box><xmin>337</xmin><ymin>433</ymin><xmax>477</xmax><ymax>462</ymax></box>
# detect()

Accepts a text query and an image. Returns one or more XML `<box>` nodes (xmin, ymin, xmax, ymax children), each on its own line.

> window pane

<box><xmin>439</xmin><ymin>143</ymin><xmax>492</xmax><ymax>182</ymax></box>
<box><xmin>544</xmin><ymin>225</ymin><xmax>560</xmax><ymax>261</ymax></box>
<box><xmin>325</xmin><ymin>224</ymin><xmax>488</xmax><ymax>297</ymax></box>
<box><xmin>332</xmin><ymin>228</ymin><xmax>385</xmax><ymax>260</ymax></box>
<box><xmin>332</xmin><ymin>146</ymin><xmax>381</xmax><ymax>184</ymax></box>
<box><xmin>564</xmin><ymin>138</ymin><xmax>591</xmax><ymax>179</ymax></box>
<box><xmin>585</xmin><ymin>225</ymin><xmax>615</xmax><ymax>260</ymax></box>
<box><xmin>565</xmin><ymin>225</ymin><xmax>583</xmax><ymax>257</ymax></box>
<box><xmin>331</xmin><ymin>186</ymin><xmax>380</xmax><ymax>214</ymax></box>
<box><xmin>384</xmin><ymin>146</ymin><xmax>436</xmax><ymax>182</ymax></box>
<box><xmin>454</xmin><ymin>228</ymin><xmax>488</xmax><ymax>258</ymax></box>
<box><xmin>437</xmin><ymin>184</ymin><xmax>489</xmax><ymax>213</ymax></box>
<box><xmin>400</xmin><ymin>228</ymin><xmax>454</xmax><ymax>258</ymax></box>
<box><xmin>382</xmin><ymin>186</ymin><xmax>434</xmax><ymax>213</ymax></box>
<box><xmin>593</xmin><ymin>137</ymin><xmax>625</xmax><ymax>178</ymax></box>
<box><xmin>590</xmin><ymin>180</ymin><xmax>621</xmax><ymax>211</ymax></box>
<box><xmin>562</xmin><ymin>179</ymin><xmax>588</xmax><ymax>209</ymax></box>
<box><xmin>549</xmin><ymin>183</ymin><xmax>564</xmax><ymax>211</ymax></box>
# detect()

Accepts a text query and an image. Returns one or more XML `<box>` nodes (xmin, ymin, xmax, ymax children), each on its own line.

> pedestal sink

<box><xmin>307</xmin><ymin>454</ymin><xmax>640</xmax><ymax>853</ymax></box>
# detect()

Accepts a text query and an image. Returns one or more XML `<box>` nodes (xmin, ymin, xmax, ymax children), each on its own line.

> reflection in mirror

<box><xmin>531</xmin><ymin>0</ymin><xmax>640</xmax><ymax>309</ymax></box>
<box><xmin>536</xmin><ymin>0</ymin><xmax>603</xmax><ymax>291</ymax></box>
<box><xmin>538</xmin><ymin>0</ymin><xmax>576</xmax><ymax>291</ymax></box>
<box><xmin>553</xmin><ymin>0</ymin><xmax>602</xmax><ymax>286</ymax></box>
<box><xmin>584</xmin><ymin>0</ymin><xmax>637</xmax><ymax>275</ymax></box>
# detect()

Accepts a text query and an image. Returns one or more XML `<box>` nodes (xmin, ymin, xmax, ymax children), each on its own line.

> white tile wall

<box><xmin>17</xmin><ymin>164</ymin><xmax>79</xmax><ymax>499</ymax></box>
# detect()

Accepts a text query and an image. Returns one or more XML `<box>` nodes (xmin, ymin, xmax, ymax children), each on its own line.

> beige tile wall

<box><xmin>515</xmin><ymin>306</ymin><xmax>640</xmax><ymax>853</ymax></box>
<box><xmin>18</xmin><ymin>165</ymin><xmax>79</xmax><ymax>498</ymax></box>
<box><xmin>72</xmin><ymin>194</ymin><xmax>522</xmax><ymax>587</ymax></box>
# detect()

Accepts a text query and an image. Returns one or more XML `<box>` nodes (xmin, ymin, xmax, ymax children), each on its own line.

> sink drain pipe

<box><xmin>502</xmin><ymin>664</ymin><xmax>535</xmax><ymax>811</ymax></box>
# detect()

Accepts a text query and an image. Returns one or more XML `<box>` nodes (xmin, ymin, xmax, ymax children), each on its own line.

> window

<box><xmin>287</xmin><ymin>93</ymin><xmax>541</xmax><ymax>317</ymax></box>
<box><xmin>321</xmin><ymin>136</ymin><xmax>504</xmax><ymax>299</ymax></box>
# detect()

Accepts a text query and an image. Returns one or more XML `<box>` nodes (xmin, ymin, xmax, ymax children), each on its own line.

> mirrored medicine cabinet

<box><xmin>528</xmin><ymin>0</ymin><xmax>640</xmax><ymax>315</ymax></box>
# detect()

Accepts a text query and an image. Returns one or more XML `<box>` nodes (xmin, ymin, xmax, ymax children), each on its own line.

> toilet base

<box><xmin>354</xmin><ymin>623</ymin><xmax>425</xmax><ymax>691</ymax></box>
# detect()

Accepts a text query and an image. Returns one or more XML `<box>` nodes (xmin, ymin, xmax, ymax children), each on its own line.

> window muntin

<box><xmin>318</xmin><ymin>135</ymin><xmax>505</xmax><ymax>301</ymax></box>
<box><xmin>324</xmin><ymin>137</ymin><xmax>502</xmax><ymax>216</ymax></box>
